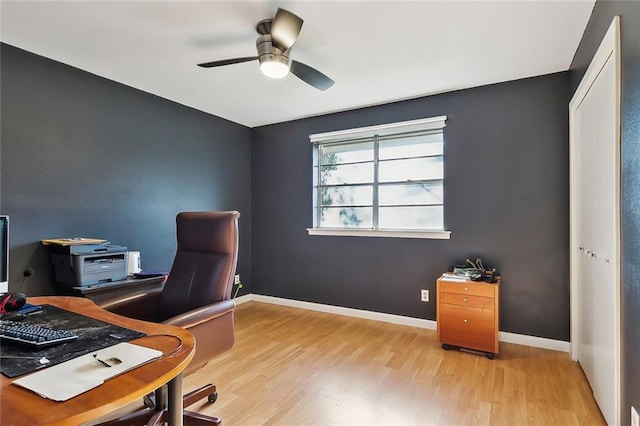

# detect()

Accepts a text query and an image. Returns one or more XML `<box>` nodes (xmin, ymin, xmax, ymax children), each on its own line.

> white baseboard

<box><xmin>252</xmin><ymin>294</ymin><xmax>437</xmax><ymax>329</ymax></box>
<box><xmin>498</xmin><ymin>331</ymin><xmax>570</xmax><ymax>352</ymax></box>
<box><xmin>234</xmin><ymin>294</ymin><xmax>253</xmax><ymax>305</ymax></box>
<box><xmin>235</xmin><ymin>293</ymin><xmax>571</xmax><ymax>353</ymax></box>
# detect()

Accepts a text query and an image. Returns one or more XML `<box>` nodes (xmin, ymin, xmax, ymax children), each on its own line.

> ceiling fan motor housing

<box><xmin>256</xmin><ymin>34</ymin><xmax>291</xmax><ymax>68</ymax></box>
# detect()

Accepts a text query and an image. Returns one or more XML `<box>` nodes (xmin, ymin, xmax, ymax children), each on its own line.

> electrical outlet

<box><xmin>632</xmin><ymin>406</ymin><xmax>639</xmax><ymax>426</ymax></box>
<box><xmin>421</xmin><ymin>289</ymin><xmax>429</xmax><ymax>302</ymax></box>
<box><xmin>234</xmin><ymin>274</ymin><xmax>241</xmax><ymax>285</ymax></box>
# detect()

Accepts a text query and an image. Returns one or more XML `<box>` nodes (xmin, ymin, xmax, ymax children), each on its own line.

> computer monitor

<box><xmin>0</xmin><ymin>215</ymin><xmax>8</xmax><ymax>294</ymax></box>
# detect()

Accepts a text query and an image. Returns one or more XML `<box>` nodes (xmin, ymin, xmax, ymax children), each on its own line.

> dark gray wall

<box><xmin>252</xmin><ymin>72</ymin><xmax>570</xmax><ymax>341</ymax></box>
<box><xmin>0</xmin><ymin>44</ymin><xmax>252</xmax><ymax>296</ymax></box>
<box><xmin>570</xmin><ymin>1</ymin><xmax>640</xmax><ymax>423</ymax></box>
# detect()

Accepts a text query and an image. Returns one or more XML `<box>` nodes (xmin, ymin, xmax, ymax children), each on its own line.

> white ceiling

<box><xmin>1</xmin><ymin>1</ymin><xmax>595</xmax><ymax>128</ymax></box>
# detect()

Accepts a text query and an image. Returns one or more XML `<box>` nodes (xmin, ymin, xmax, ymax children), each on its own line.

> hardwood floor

<box><xmin>183</xmin><ymin>301</ymin><xmax>605</xmax><ymax>425</ymax></box>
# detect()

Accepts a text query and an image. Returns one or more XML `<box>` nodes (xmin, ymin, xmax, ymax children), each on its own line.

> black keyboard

<box><xmin>0</xmin><ymin>319</ymin><xmax>78</xmax><ymax>347</ymax></box>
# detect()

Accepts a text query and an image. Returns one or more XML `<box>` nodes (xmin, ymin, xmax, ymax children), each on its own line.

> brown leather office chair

<box><xmin>100</xmin><ymin>211</ymin><xmax>240</xmax><ymax>425</ymax></box>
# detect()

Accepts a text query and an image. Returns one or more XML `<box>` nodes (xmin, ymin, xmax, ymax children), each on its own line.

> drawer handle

<box><xmin>464</xmin><ymin>287</ymin><xmax>468</xmax><ymax>291</ymax></box>
<box><xmin>463</xmin><ymin>319</ymin><xmax>468</xmax><ymax>323</ymax></box>
<box><xmin>463</xmin><ymin>297</ymin><xmax>468</xmax><ymax>302</ymax></box>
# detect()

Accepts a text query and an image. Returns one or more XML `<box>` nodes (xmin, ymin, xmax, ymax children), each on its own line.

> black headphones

<box><xmin>0</xmin><ymin>292</ymin><xmax>27</xmax><ymax>315</ymax></box>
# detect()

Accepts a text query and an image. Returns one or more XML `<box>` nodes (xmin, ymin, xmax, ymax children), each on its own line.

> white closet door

<box><xmin>570</xmin><ymin>17</ymin><xmax>620</xmax><ymax>426</ymax></box>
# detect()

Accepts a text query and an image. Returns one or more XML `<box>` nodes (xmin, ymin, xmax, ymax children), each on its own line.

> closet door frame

<box><xmin>569</xmin><ymin>15</ymin><xmax>621</xmax><ymax>425</ymax></box>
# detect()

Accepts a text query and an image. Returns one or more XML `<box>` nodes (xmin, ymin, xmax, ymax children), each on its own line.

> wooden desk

<box><xmin>0</xmin><ymin>296</ymin><xmax>195</xmax><ymax>426</ymax></box>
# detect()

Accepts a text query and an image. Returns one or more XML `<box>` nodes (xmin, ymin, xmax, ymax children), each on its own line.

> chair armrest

<box><xmin>169</xmin><ymin>299</ymin><xmax>236</xmax><ymax>375</ymax></box>
<box><xmin>162</xmin><ymin>299</ymin><xmax>236</xmax><ymax>329</ymax></box>
<box><xmin>99</xmin><ymin>289</ymin><xmax>161</xmax><ymax>322</ymax></box>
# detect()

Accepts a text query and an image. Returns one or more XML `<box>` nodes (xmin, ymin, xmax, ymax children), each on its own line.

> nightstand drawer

<box><xmin>439</xmin><ymin>292</ymin><xmax>494</xmax><ymax>309</ymax></box>
<box><xmin>438</xmin><ymin>304</ymin><xmax>496</xmax><ymax>352</ymax></box>
<box><xmin>438</xmin><ymin>280</ymin><xmax>496</xmax><ymax>297</ymax></box>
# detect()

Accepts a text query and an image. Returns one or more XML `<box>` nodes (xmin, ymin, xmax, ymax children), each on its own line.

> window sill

<box><xmin>306</xmin><ymin>228</ymin><xmax>451</xmax><ymax>239</ymax></box>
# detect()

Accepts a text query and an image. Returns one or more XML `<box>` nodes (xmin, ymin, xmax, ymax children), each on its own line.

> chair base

<box><xmin>98</xmin><ymin>384</ymin><xmax>220</xmax><ymax>426</ymax></box>
<box><xmin>99</xmin><ymin>408</ymin><xmax>221</xmax><ymax>426</ymax></box>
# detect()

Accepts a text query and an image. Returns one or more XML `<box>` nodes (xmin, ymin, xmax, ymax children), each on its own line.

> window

<box><xmin>308</xmin><ymin>116</ymin><xmax>450</xmax><ymax>239</ymax></box>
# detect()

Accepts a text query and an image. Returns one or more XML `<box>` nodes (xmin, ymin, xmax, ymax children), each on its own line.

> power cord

<box><xmin>17</xmin><ymin>268</ymin><xmax>33</xmax><ymax>293</ymax></box>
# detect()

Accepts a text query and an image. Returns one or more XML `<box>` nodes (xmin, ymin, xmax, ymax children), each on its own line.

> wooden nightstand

<box><xmin>436</xmin><ymin>275</ymin><xmax>500</xmax><ymax>359</ymax></box>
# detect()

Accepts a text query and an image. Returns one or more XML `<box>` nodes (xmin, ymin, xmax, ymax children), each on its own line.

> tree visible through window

<box><xmin>311</xmin><ymin>116</ymin><xmax>447</xmax><ymax>232</ymax></box>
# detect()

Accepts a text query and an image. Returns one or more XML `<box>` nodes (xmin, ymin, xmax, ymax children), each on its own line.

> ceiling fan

<box><xmin>197</xmin><ymin>8</ymin><xmax>334</xmax><ymax>91</ymax></box>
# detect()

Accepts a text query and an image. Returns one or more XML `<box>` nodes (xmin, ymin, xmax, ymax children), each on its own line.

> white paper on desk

<box><xmin>12</xmin><ymin>342</ymin><xmax>162</xmax><ymax>401</ymax></box>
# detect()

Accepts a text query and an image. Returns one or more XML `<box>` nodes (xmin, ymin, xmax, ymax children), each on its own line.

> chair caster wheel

<box><xmin>208</xmin><ymin>392</ymin><xmax>218</xmax><ymax>404</ymax></box>
<box><xmin>486</xmin><ymin>353</ymin><xmax>496</xmax><ymax>360</ymax></box>
<box><xmin>442</xmin><ymin>343</ymin><xmax>452</xmax><ymax>351</ymax></box>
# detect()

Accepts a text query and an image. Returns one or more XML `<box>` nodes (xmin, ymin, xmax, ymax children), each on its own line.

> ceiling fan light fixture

<box><xmin>256</xmin><ymin>34</ymin><xmax>291</xmax><ymax>79</ymax></box>
<box><xmin>260</xmin><ymin>59</ymin><xmax>290</xmax><ymax>79</ymax></box>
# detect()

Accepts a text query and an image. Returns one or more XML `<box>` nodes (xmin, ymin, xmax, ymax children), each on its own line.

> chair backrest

<box><xmin>157</xmin><ymin>211</ymin><xmax>240</xmax><ymax>322</ymax></box>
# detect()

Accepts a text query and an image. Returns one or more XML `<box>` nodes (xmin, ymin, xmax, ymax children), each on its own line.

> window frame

<box><xmin>308</xmin><ymin>116</ymin><xmax>451</xmax><ymax>239</ymax></box>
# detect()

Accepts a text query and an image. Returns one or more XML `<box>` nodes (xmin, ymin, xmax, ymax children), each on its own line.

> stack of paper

<box><xmin>41</xmin><ymin>238</ymin><xmax>109</xmax><ymax>246</ymax></box>
<box><xmin>440</xmin><ymin>273</ymin><xmax>468</xmax><ymax>282</ymax></box>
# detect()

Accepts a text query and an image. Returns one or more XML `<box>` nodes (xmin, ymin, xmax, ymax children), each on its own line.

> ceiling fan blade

<box><xmin>290</xmin><ymin>60</ymin><xmax>335</xmax><ymax>91</ymax></box>
<box><xmin>197</xmin><ymin>56</ymin><xmax>258</xmax><ymax>68</ymax></box>
<box><xmin>271</xmin><ymin>8</ymin><xmax>303</xmax><ymax>52</ymax></box>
